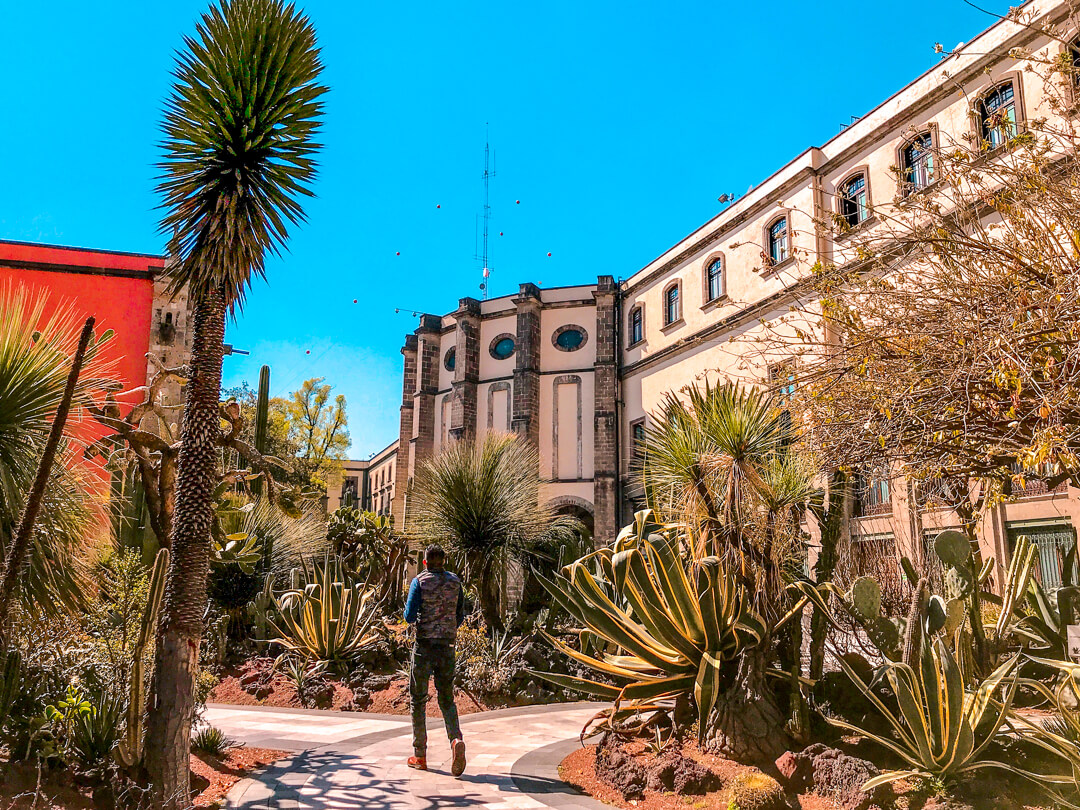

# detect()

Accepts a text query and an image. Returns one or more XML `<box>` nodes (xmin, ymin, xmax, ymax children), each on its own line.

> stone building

<box><xmin>327</xmin><ymin>440</ymin><xmax>398</xmax><ymax>515</ymax></box>
<box><xmin>392</xmin><ymin>0</ymin><xmax>1080</xmax><ymax>591</ymax></box>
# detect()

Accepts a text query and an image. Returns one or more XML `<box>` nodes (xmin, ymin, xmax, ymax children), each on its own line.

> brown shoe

<box><xmin>408</xmin><ymin>755</ymin><xmax>427</xmax><ymax>770</ymax></box>
<box><xmin>451</xmin><ymin>738</ymin><xmax>466</xmax><ymax>776</ymax></box>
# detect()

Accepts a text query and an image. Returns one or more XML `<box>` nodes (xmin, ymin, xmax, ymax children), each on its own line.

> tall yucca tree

<box><xmin>146</xmin><ymin>1</ymin><xmax>325</xmax><ymax>802</ymax></box>
<box><xmin>411</xmin><ymin>433</ymin><xmax>582</xmax><ymax>632</ymax></box>
<box><xmin>638</xmin><ymin>382</ymin><xmax>799</xmax><ymax>613</ymax></box>
<box><xmin>635</xmin><ymin>381</ymin><xmax>816</xmax><ymax>763</ymax></box>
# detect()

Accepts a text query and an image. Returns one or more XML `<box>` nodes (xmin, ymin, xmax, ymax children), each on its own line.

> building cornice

<box><xmin>0</xmin><ymin>257</ymin><xmax>156</xmax><ymax>281</ymax></box>
<box><xmin>621</xmin><ymin>277</ymin><xmax>815</xmax><ymax>377</ymax></box>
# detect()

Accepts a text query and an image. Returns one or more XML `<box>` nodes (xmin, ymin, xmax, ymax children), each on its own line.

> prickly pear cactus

<box><xmin>849</xmin><ymin>577</ymin><xmax>882</xmax><ymax>621</ymax></box>
<box><xmin>841</xmin><ymin>577</ymin><xmax>902</xmax><ymax>659</ymax></box>
<box><xmin>934</xmin><ymin>530</ymin><xmax>971</xmax><ymax>568</ymax></box>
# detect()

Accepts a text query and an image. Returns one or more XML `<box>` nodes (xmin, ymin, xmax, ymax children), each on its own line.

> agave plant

<box><xmin>269</xmin><ymin>553</ymin><xmax>382</xmax><ymax>663</ymax></box>
<box><xmin>534</xmin><ymin>510</ymin><xmax>775</xmax><ymax>743</ymax></box>
<box><xmin>831</xmin><ymin>638</ymin><xmax>1029</xmax><ymax>789</ymax></box>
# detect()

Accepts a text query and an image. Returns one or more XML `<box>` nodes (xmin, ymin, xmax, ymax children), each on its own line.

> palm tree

<box><xmin>410</xmin><ymin>433</ymin><xmax>581</xmax><ymax>632</ymax></box>
<box><xmin>145</xmin><ymin>1</ymin><xmax>326</xmax><ymax>802</ymax></box>
<box><xmin>635</xmin><ymin>381</ymin><xmax>818</xmax><ymax>764</ymax></box>
<box><xmin>0</xmin><ymin>286</ymin><xmax>109</xmax><ymax>620</ymax></box>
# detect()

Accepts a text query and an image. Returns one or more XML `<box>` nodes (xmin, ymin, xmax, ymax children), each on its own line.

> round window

<box><xmin>552</xmin><ymin>324</ymin><xmax>589</xmax><ymax>352</ymax></box>
<box><xmin>556</xmin><ymin>329</ymin><xmax>583</xmax><ymax>350</ymax></box>
<box><xmin>444</xmin><ymin>346</ymin><xmax>456</xmax><ymax>372</ymax></box>
<box><xmin>490</xmin><ymin>335</ymin><xmax>516</xmax><ymax>360</ymax></box>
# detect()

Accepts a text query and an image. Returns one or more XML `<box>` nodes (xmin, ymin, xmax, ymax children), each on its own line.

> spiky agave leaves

<box><xmin>269</xmin><ymin>552</ymin><xmax>382</xmax><ymax>663</ymax></box>
<box><xmin>157</xmin><ymin>0</ymin><xmax>327</xmax><ymax>311</ymax></box>
<box><xmin>533</xmin><ymin>511</ymin><xmax>766</xmax><ymax>742</ymax></box>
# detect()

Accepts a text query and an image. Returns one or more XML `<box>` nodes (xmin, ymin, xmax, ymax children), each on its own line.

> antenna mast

<box><xmin>477</xmin><ymin>128</ymin><xmax>495</xmax><ymax>299</ymax></box>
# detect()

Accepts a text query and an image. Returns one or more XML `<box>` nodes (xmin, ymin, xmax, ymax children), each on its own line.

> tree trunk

<box><xmin>145</xmin><ymin>289</ymin><xmax>225</xmax><ymax>808</ymax></box>
<box><xmin>0</xmin><ymin>317</ymin><xmax>94</xmax><ymax>635</ymax></box>
<box><xmin>478</xmin><ymin>565</ymin><xmax>504</xmax><ymax>633</ymax></box>
<box><xmin>705</xmin><ymin>648</ymin><xmax>790</xmax><ymax>768</ymax></box>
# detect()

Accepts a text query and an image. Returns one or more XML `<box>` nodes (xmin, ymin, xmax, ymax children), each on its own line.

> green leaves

<box><xmin>158</xmin><ymin>0</ymin><xmax>328</xmax><ymax>311</ymax></box>
<box><xmin>831</xmin><ymin>640</ymin><xmax>1025</xmax><ymax>788</ymax></box>
<box><xmin>268</xmin><ymin>552</ymin><xmax>381</xmax><ymax>663</ymax></box>
<box><xmin>533</xmin><ymin>512</ymin><xmax>765</xmax><ymax>742</ymax></box>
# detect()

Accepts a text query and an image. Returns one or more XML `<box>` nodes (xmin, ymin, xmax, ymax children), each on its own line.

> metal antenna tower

<box><xmin>476</xmin><ymin>128</ymin><xmax>495</xmax><ymax>299</ymax></box>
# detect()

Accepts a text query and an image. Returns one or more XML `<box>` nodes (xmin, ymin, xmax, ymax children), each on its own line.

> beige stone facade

<box><xmin>389</xmin><ymin>0</ymin><xmax>1080</xmax><ymax>588</ymax></box>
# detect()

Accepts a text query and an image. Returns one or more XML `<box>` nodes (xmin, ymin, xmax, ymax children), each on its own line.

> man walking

<box><xmin>404</xmin><ymin>544</ymin><xmax>467</xmax><ymax>776</ymax></box>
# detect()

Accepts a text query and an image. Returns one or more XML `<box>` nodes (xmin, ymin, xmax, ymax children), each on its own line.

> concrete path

<box><xmin>205</xmin><ymin>702</ymin><xmax>609</xmax><ymax>809</ymax></box>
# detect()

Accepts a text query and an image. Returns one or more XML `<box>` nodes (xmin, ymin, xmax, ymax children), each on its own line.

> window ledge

<box><xmin>626</xmin><ymin>338</ymin><xmax>645</xmax><ymax>349</ymax></box>
<box><xmin>832</xmin><ymin>216</ymin><xmax>877</xmax><ymax>243</ymax></box>
<box><xmin>901</xmin><ymin>179</ymin><xmax>943</xmax><ymax>200</ymax></box>
<box><xmin>760</xmin><ymin>257</ymin><xmax>795</xmax><ymax>279</ymax></box>
<box><xmin>660</xmin><ymin>317</ymin><xmax>685</xmax><ymax>334</ymax></box>
<box><xmin>700</xmin><ymin>294</ymin><xmax>730</xmax><ymax>313</ymax></box>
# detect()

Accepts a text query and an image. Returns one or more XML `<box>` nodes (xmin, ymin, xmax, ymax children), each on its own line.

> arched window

<box><xmin>629</xmin><ymin>305</ymin><xmax>644</xmax><ymax>345</ymax></box>
<box><xmin>839</xmin><ymin>173</ymin><xmax>869</xmax><ymax>228</ymax></box>
<box><xmin>978</xmin><ymin>82</ymin><xmax>1017</xmax><ymax>150</ymax></box>
<box><xmin>705</xmin><ymin>256</ymin><xmax>725</xmax><ymax>302</ymax></box>
<box><xmin>767</xmin><ymin>216</ymin><xmax>789</xmax><ymax>265</ymax></box>
<box><xmin>663</xmin><ymin>283</ymin><xmax>680</xmax><ymax>325</ymax></box>
<box><xmin>901</xmin><ymin>132</ymin><xmax>934</xmax><ymax>194</ymax></box>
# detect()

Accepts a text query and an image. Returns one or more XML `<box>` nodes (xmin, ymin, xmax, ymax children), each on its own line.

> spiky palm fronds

<box><xmin>0</xmin><ymin>285</ymin><xmax>112</xmax><ymax>506</ymax></box>
<box><xmin>636</xmin><ymin>382</ymin><xmax>815</xmax><ymax>620</ymax></box>
<box><xmin>410</xmin><ymin>433</ymin><xmax>582</xmax><ymax>630</ymax></box>
<box><xmin>157</xmin><ymin>0</ymin><xmax>327</xmax><ymax>310</ymax></box>
<box><xmin>0</xmin><ymin>285</ymin><xmax>112</xmax><ymax>613</ymax></box>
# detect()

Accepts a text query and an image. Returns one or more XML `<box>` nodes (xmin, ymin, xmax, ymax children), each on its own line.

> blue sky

<box><xmin>1</xmin><ymin>0</ymin><xmax>997</xmax><ymax>457</ymax></box>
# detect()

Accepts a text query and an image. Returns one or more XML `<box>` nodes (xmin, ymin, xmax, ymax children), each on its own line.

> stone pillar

<box><xmin>593</xmin><ymin>275</ymin><xmax>618</xmax><ymax>544</ymax></box>
<box><xmin>413</xmin><ymin>314</ymin><xmax>442</xmax><ymax>466</ymax></box>
<box><xmin>511</xmin><ymin>283</ymin><xmax>542</xmax><ymax>448</ymax></box>
<box><xmin>397</xmin><ymin>315</ymin><xmax>441</xmax><ymax>535</ymax></box>
<box><xmin>449</xmin><ymin>297</ymin><xmax>481</xmax><ymax>444</ymax></box>
<box><xmin>392</xmin><ymin>335</ymin><xmax>417</xmax><ymax>531</ymax></box>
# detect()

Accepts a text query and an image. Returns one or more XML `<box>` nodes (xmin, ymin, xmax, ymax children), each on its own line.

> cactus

<box><xmin>0</xmin><ymin>648</ymin><xmax>20</xmax><ymax>730</ymax></box>
<box><xmin>252</xmin><ymin>573</ymin><xmax>274</xmax><ymax>644</ymax></box>
<box><xmin>115</xmin><ymin>547</ymin><xmax>169</xmax><ymax>769</ymax></box>
<box><xmin>254</xmin><ymin>365</ymin><xmax>270</xmax><ymax>455</ymax></box>
<box><xmin>252</xmin><ymin>365</ymin><xmax>270</xmax><ymax>501</ymax></box>
<box><xmin>902</xmin><ymin>578</ymin><xmax>929</xmax><ymax>667</ymax></box>
<box><xmin>849</xmin><ymin>577</ymin><xmax>882</xmax><ymax>621</ymax></box>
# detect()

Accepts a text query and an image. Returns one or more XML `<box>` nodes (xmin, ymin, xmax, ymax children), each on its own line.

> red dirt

<box><xmin>209</xmin><ymin>661</ymin><xmax>355</xmax><ymax>711</ymax></box>
<box><xmin>560</xmin><ymin>743</ymin><xmax>841</xmax><ymax>810</ymax></box>
<box><xmin>191</xmin><ymin>746</ymin><xmax>287</xmax><ymax>807</ymax></box>
<box><xmin>210</xmin><ymin>659</ymin><xmax>490</xmax><ymax>716</ymax></box>
<box><xmin>363</xmin><ymin>676</ymin><xmax>488</xmax><ymax>716</ymax></box>
<box><xmin>0</xmin><ymin>748</ymin><xmax>285</xmax><ymax>809</ymax></box>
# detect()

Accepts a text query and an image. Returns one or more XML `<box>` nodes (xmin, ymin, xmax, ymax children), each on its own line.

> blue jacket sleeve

<box><xmin>456</xmin><ymin>580</ymin><xmax>466</xmax><ymax>628</ymax></box>
<box><xmin>404</xmin><ymin>578</ymin><xmax>421</xmax><ymax>624</ymax></box>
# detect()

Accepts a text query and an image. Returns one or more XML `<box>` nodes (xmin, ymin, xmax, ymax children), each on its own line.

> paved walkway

<box><xmin>205</xmin><ymin>702</ymin><xmax>608</xmax><ymax>809</ymax></box>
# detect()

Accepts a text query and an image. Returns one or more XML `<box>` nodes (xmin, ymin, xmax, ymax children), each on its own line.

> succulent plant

<box><xmin>211</xmin><ymin>531</ymin><xmax>262</xmax><ymax>575</ymax></box>
<box><xmin>268</xmin><ymin>552</ymin><xmax>382</xmax><ymax>663</ymax></box>
<box><xmin>115</xmin><ymin>547</ymin><xmax>169</xmax><ymax>769</ymax></box>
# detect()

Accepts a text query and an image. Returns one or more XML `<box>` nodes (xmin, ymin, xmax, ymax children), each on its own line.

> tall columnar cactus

<box><xmin>252</xmin><ymin>365</ymin><xmax>271</xmax><ymax>502</ymax></box>
<box><xmin>116</xmin><ymin>547</ymin><xmax>169</xmax><ymax>769</ymax></box>
<box><xmin>252</xmin><ymin>573</ymin><xmax>274</xmax><ymax>645</ymax></box>
<box><xmin>254</xmin><ymin>365</ymin><xmax>270</xmax><ymax>455</ymax></box>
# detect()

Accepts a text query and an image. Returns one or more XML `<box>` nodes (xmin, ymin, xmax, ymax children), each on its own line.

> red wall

<box><xmin>0</xmin><ymin>240</ymin><xmax>163</xmax><ymax>473</ymax></box>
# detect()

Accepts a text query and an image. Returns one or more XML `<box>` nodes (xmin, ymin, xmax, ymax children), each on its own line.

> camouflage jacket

<box><xmin>404</xmin><ymin>568</ymin><xmax>465</xmax><ymax>641</ymax></box>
